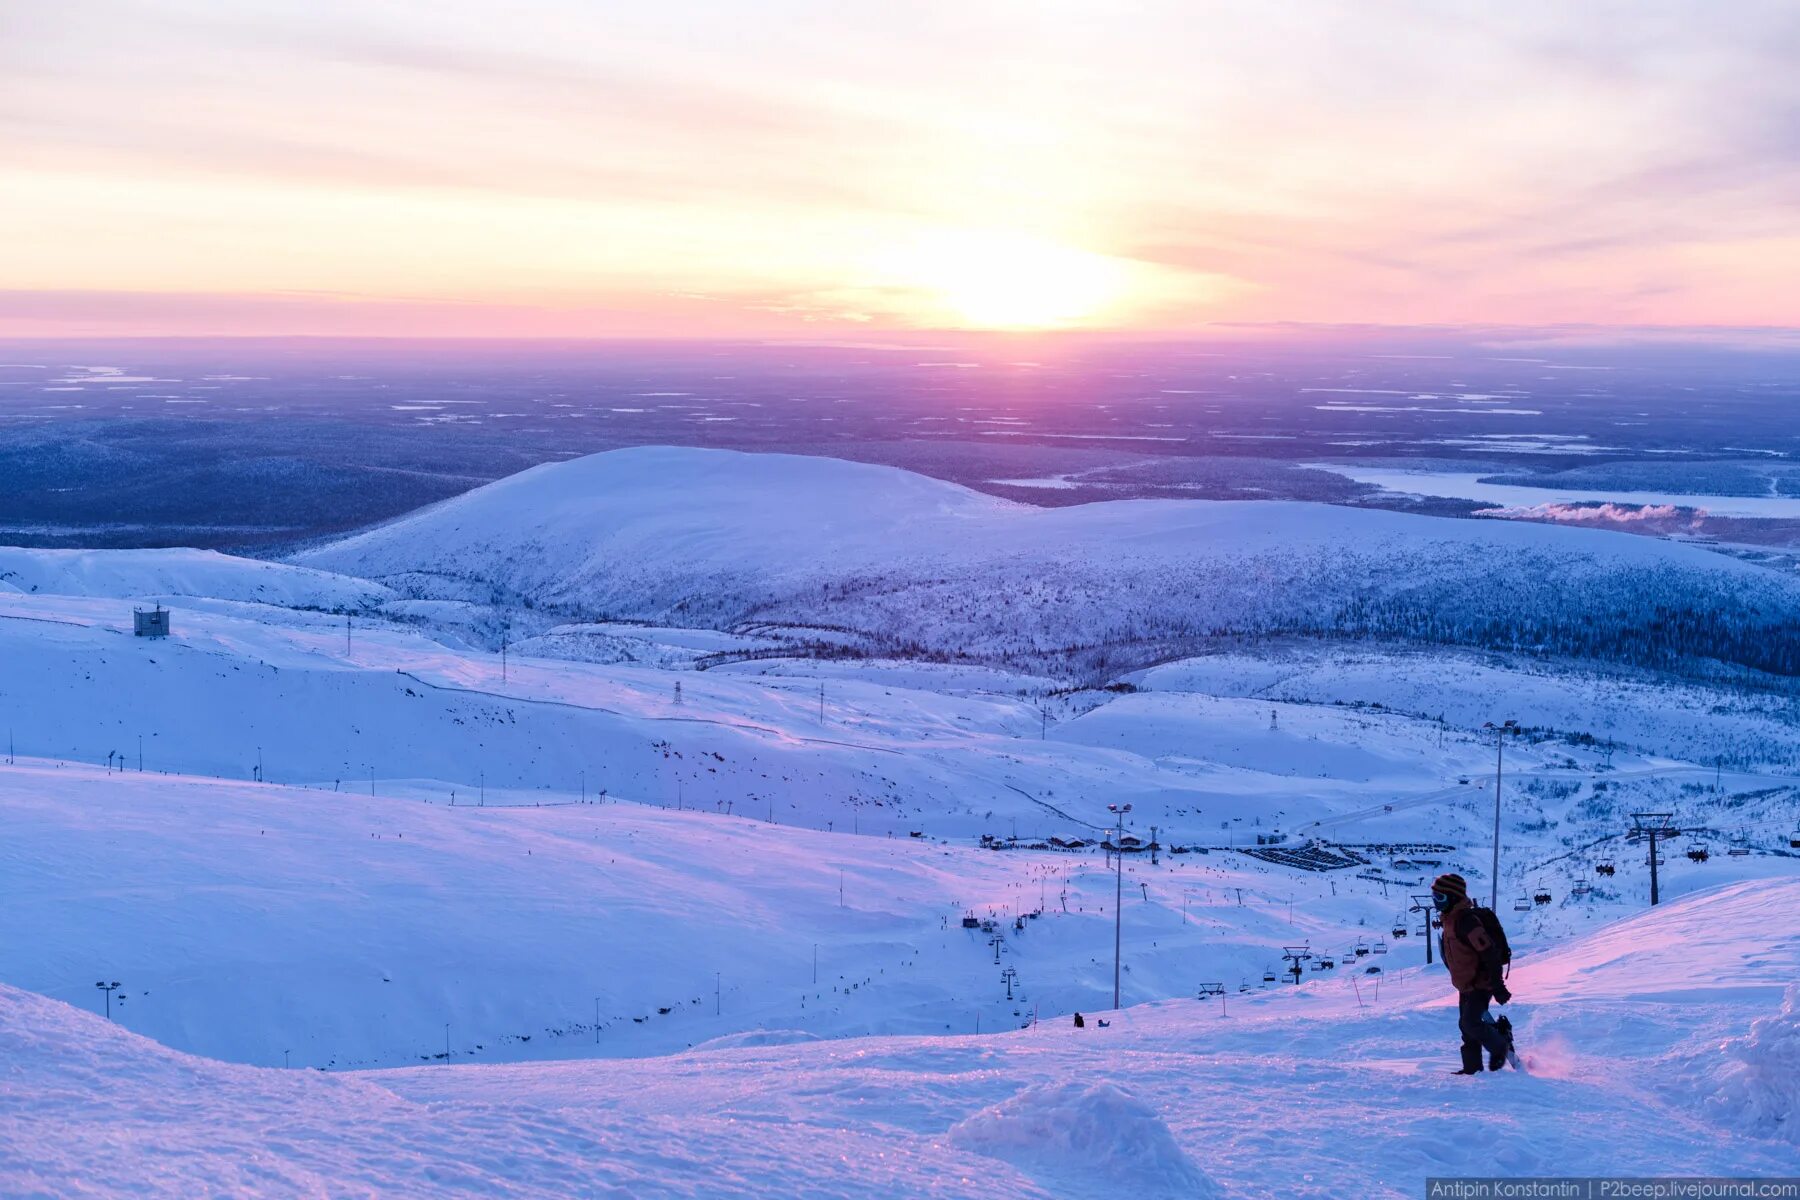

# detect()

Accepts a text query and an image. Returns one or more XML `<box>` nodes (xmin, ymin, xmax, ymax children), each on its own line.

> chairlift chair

<box><xmin>1596</xmin><ymin>862</ymin><xmax>1616</xmax><ymax>877</ymax></box>
<box><xmin>1353</xmin><ymin>942</ymin><xmax>1370</xmax><ymax>958</ymax></box>
<box><xmin>1261</xmin><ymin>968</ymin><xmax>1277</xmax><ymax>984</ymax></box>
<box><xmin>1687</xmin><ymin>845</ymin><xmax>1710</xmax><ymax>863</ymax></box>
<box><xmin>1533</xmin><ymin>891</ymin><xmax>1552</xmax><ymax>905</ymax></box>
<box><xmin>1570</xmin><ymin>882</ymin><xmax>1592</xmax><ymax>897</ymax></box>
<box><xmin>1790</xmin><ymin>828</ymin><xmax>1800</xmax><ymax>850</ymax></box>
<box><xmin>1372</xmin><ymin>938</ymin><xmax>1388</xmax><ymax>955</ymax></box>
<box><xmin>1512</xmin><ymin>894</ymin><xmax>1532</xmax><ymax>912</ymax></box>
<box><xmin>1320</xmin><ymin>957</ymin><xmax>1336</xmax><ymax>969</ymax></box>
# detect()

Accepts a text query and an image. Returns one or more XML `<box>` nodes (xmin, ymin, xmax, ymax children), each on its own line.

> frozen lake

<box><xmin>1311</xmin><ymin>465</ymin><xmax>1800</xmax><ymax>520</ymax></box>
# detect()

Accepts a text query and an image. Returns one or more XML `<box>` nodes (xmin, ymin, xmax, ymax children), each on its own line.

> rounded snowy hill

<box><xmin>296</xmin><ymin>447</ymin><xmax>1800</xmax><ymax>679</ymax></box>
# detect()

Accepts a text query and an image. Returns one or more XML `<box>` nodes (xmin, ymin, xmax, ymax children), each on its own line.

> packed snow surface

<box><xmin>4</xmin><ymin>880</ymin><xmax>1796</xmax><ymax>1198</ymax></box>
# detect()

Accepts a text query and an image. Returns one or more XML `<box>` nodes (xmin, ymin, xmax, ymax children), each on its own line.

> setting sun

<box><xmin>882</xmin><ymin>231</ymin><xmax>1130</xmax><ymax>330</ymax></box>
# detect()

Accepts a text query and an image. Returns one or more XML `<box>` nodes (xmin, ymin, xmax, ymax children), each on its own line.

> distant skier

<box><xmin>1072</xmin><ymin>1012</ymin><xmax>1085</xmax><ymax>1028</ymax></box>
<box><xmin>1431</xmin><ymin>873</ymin><xmax>1517</xmax><ymax>1073</ymax></box>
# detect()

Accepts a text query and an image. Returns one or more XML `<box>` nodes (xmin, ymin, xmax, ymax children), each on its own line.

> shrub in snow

<box><xmin>1707</xmin><ymin>985</ymin><xmax>1800</xmax><ymax>1144</ymax></box>
<box><xmin>946</xmin><ymin>1080</ymin><xmax>1217</xmax><ymax>1198</ymax></box>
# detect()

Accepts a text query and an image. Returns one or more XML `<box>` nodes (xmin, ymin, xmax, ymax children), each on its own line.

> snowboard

<box><xmin>1484</xmin><ymin>1013</ymin><xmax>1526</xmax><ymax>1072</ymax></box>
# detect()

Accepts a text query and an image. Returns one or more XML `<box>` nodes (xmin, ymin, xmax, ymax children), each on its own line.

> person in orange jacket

<box><xmin>1432</xmin><ymin>872</ymin><xmax>1516</xmax><ymax>1073</ymax></box>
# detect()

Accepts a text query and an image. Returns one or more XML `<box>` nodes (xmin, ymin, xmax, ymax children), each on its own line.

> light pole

<box><xmin>1483</xmin><ymin>720</ymin><xmax>1518</xmax><ymax>910</ymax></box>
<box><xmin>95</xmin><ymin>980</ymin><xmax>121</xmax><ymax>1020</ymax></box>
<box><xmin>1108</xmin><ymin>802</ymin><xmax>1132</xmax><ymax>1009</ymax></box>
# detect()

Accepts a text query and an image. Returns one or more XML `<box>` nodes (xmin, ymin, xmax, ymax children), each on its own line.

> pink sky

<box><xmin>4</xmin><ymin>2</ymin><xmax>1797</xmax><ymax>337</ymax></box>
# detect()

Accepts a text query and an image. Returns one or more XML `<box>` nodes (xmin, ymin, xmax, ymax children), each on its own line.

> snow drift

<box><xmin>1707</xmin><ymin>984</ymin><xmax>1800</xmax><ymax>1145</ymax></box>
<box><xmin>946</xmin><ymin>1080</ymin><xmax>1218</xmax><ymax>1199</ymax></box>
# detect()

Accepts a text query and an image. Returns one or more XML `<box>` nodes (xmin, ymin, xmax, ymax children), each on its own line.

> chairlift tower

<box><xmin>1629</xmin><ymin>812</ymin><xmax>1675</xmax><ymax>907</ymax></box>
<box><xmin>1409</xmin><ymin>894</ymin><xmax>1436</xmax><ymax>964</ymax></box>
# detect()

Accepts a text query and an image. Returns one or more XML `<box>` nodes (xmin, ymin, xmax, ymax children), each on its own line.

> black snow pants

<box><xmin>1457</xmin><ymin>988</ymin><xmax>1509</xmax><ymax>1072</ymax></box>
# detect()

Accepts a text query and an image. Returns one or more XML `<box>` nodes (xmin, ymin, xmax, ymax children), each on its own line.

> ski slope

<box><xmin>4</xmin><ymin>880</ymin><xmax>1795</xmax><ymax>1199</ymax></box>
<box><xmin>2</xmin><ymin>449</ymin><xmax>1798</xmax><ymax>1197</ymax></box>
<box><xmin>0</xmin><ymin>584</ymin><xmax>1549</xmax><ymax>843</ymax></box>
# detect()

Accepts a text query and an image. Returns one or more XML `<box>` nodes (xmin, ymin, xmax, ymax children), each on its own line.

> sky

<box><xmin>3</xmin><ymin>0</ymin><xmax>1797</xmax><ymax>338</ymax></box>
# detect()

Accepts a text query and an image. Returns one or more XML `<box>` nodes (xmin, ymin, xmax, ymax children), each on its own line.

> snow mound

<box><xmin>946</xmin><ymin>1080</ymin><xmax>1218</xmax><ymax>1199</ymax></box>
<box><xmin>686</xmin><ymin>1029</ymin><xmax>823</xmax><ymax>1052</ymax></box>
<box><xmin>1706</xmin><ymin>985</ymin><xmax>1800</xmax><ymax>1144</ymax></box>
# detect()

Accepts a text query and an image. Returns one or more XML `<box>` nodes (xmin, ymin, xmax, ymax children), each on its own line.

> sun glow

<box><xmin>884</xmin><ymin>231</ymin><xmax>1130</xmax><ymax>330</ymax></box>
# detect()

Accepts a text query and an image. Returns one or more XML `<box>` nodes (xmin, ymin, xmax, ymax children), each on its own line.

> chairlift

<box><xmin>1391</xmin><ymin>925</ymin><xmax>1408</xmax><ymax>939</ymax></box>
<box><xmin>1790</xmin><ymin>828</ymin><xmax>1800</xmax><ymax>850</ymax></box>
<box><xmin>1596</xmin><ymin>861</ymin><xmax>1616</xmax><ymax>877</ymax></box>
<box><xmin>1727</xmin><ymin>844</ymin><xmax>1751</xmax><ymax>857</ymax></box>
<box><xmin>1533</xmin><ymin>891</ymin><xmax>1552</xmax><ymax>906</ymax></box>
<box><xmin>1353</xmin><ymin>942</ymin><xmax>1370</xmax><ymax>958</ymax></box>
<box><xmin>1261</xmin><ymin>968</ymin><xmax>1277</xmax><ymax>984</ymax></box>
<box><xmin>1512</xmin><ymin>894</ymin><xmax>1532</xmax><ymax>913</ymax></box>
<box><xmin>1372</xmin><ymin>938</ymin><xmax>1388</xmax><ymax>955</ymax></box>
<box><xmin>1687</xmin><ymin>845</ymin><xmax>1710</xmax><ymax>863</ymax></box>
<box><xmin>1570</xmin><ymin>882</ymin><xmax>1592</xmax><ymax>897</ymax></box>
<box><xmin>1311</xmin><ymin>959</ymin><xmax>1328</xmax><ymax>971</ymax></box>
<box><xmin>1320</xmin><ymin>958</ymin><xmax>1336</xmax><ymax>969</ymax></box>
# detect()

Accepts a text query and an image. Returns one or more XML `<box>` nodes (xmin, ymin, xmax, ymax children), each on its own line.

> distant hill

<box><xmin>295</xmin><ymin>447</ymin><xmax>1800</xmax><ymax>681</ymax></box>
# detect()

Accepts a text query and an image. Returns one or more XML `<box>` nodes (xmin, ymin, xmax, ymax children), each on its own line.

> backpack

<box><xmin>1460</xmin><ymin>905</ymin><xmax>1512</xmax><ymax>967</ymax></box>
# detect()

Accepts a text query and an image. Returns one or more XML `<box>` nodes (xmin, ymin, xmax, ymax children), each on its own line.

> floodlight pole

<box><xmin>1109</xmin><ymin>802</ymin><xmax>1131</xmax><ymax>1009</ymax></box>
<box><xmin>1485</xmin><ymin>720</ymin><xmax>1517</xmax><ymax>909</ymax></box>
<box><xmin>95</xmin><ymin>980</ymin><xmax>121</xmax><ymax>1020</ymax></box>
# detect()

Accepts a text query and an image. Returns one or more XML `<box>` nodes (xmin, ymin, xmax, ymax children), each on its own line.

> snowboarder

<box><xmin>1431</xmin><ymin>872</ymin><xmax>1516</xmax><ymax>1073</ymax></box>
<box><xmin>1072</xmin><ymin>1012</ymin><xmax>1085</xmax><ymax>1028</ymax></box>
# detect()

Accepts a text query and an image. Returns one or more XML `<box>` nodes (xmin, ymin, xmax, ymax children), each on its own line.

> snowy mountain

<box><xmin>295</xmin><ymin>447</ymin><xmax>1800</xmax><ymax>680</ymax></box>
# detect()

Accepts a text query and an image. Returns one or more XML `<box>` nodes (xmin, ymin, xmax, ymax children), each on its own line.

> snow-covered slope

<box><xmin>5</xmin><ymin>879</ymin><xmax>1795</xmax><ymax>1199</ymax></box>
<box><xmin>294</xmin><ymin>447</ymin><xmax>1800</xmax><ymax>679</ymax></box>
<box><xmin>0</xmin><ymin>546</ymin><xmax>391</xmax><ymax>610</ymax></box>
